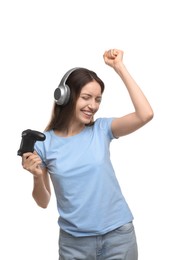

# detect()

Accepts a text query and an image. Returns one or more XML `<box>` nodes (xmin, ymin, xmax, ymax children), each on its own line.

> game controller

<box><xmin>17</xmin><ymin>129</ymin><xmax>46</xmax><ymax>156</ymax></box>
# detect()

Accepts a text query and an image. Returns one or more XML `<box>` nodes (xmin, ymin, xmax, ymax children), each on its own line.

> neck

<box><xmin>55</xmin><ymin>123</ymin><xmax>85</xmax><ymax>137</ymax></box>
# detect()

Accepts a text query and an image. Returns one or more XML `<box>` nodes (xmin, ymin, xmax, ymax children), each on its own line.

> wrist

<box><xmin>113</xmin><ymin>61</ymin><xmax>125</xmax><ymax>72</ymax></box>
<box><xmin>33</xmin><ymin>174</ymin><xmax>44</xmax><ymax>181</ymax></box>
<box><xmin>114</xmin><ymin>62</ymin><xmax>129</xmax><ymax>79</ymax></box>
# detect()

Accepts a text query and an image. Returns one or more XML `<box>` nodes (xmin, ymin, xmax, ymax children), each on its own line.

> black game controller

<box><xmin>17</xmin><ymin>129</ymin><xmax>46</xmax><ymax>156</ymax></box>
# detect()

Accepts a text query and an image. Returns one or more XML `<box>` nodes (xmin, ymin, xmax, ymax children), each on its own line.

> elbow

<box><xmin>32</xmin><ymin>193</ymin><xmax>50</xmax><ymax>209</ymax></box>
<box><xmin>38</xmin><ymin>203</ymin><xmax>49</xmax><ymax>209</ymax></box>
<box><xmin>147</xmin><ymin>109</ymin><xmax>154</xmax><ymax>122</ymax></box>
<box><xmin>142</xmin><ymin>109</ymin><xmax>154</xmax><ymax>124</ymax></box>
<box><xmin>35</xmin><ymin>200</ymin><xmax>50</xmax><ymax>209</ymax></box>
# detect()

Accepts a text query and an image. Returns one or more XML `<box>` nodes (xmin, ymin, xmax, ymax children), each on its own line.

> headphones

<box><xmin>54</xmin><ymin>67</ymin><xmax>80</xmax><ymax>106</ymax></box>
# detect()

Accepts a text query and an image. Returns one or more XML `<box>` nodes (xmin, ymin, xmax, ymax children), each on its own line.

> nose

<box><xmin>88</xmin><ymin>99</ymin><xmax>99</xmax><ymax>111</ymax></box>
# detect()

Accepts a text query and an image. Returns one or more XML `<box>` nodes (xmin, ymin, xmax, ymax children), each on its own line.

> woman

<box><xmin>22</xmin><ymin>48</ymin><xmax>153</xmax><ymax>259</ymax></box>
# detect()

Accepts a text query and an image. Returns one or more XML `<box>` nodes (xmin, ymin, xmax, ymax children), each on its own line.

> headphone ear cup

<box><xmin>54</xmin><ymin>67</ymin><xmax>81</xmax><ymax>106</ymax></box>
<box><xmin>54</xmin><ymin>84</ymin><xmax>70</xmax><ymax>106</ymax></box>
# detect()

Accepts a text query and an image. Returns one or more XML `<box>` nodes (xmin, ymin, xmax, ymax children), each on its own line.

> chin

<box><xmin>80</xmin><ymin>117</ymin><xmax>91</xmax><ymax>125</ymax></box>
<box><xmin>86</xmin><ymin>118</ymin><xmax>94</xmax><ymax>125</ymax></box>
<box><xmin>78</xmin><ymin>114</ymin><xmax>94</xmax><ymax>125</ymax></box>
<box><xmin>83</xmin><ymin>120</ymin><xmax>91</xmax><ymax>125</ymax></box>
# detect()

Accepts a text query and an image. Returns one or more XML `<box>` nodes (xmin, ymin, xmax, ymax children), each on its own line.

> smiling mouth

<box><xmin>82</xmin><ymin>110</ymin><xmax>93</xmax><ymax>117</ymax></box>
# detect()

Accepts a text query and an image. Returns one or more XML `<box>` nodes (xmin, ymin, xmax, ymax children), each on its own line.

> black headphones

<box><xmin>54</xmin><ymin>67</ymin><xmax>80</xmax><ymax>106</ymax></box>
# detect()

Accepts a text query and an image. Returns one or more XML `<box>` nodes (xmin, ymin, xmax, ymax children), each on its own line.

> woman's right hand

<box><xmin>22</xmin><ymin>151</ymin><xmax>43</xmax><ymax>177</ymax></box>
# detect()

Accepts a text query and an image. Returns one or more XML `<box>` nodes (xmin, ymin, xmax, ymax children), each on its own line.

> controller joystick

<box><xmin>17</xmin><ymin>129</ymin><xmax>46</xmax><ymax>156</ymax></box>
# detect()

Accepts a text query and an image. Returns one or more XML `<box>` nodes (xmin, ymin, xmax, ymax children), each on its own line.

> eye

<box><xmin>96</xmin><ymin>98</ymin><xmax>102</xmax><ymax>103</ymax></box>
<box><xmin>81</xmin><ymin>96</ymin><xmax>89</xmax><ymax>100</ymax></box>
<box><xmin>82</xmin><ymin>97</ymin><xmax>89</xmax><ymax>100</ymax></box>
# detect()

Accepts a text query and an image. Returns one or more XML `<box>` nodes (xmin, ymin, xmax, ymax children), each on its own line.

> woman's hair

<box><xmin>45</xmin><ymin>68</ymin><xmax>105</xmax><ymax>132</ymax></box>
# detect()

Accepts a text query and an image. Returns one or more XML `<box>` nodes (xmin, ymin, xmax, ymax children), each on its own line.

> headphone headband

<box><xmin>59</xmin><ymin>67</ymin><xmax>80</xmax><ymax>86</ymax></box>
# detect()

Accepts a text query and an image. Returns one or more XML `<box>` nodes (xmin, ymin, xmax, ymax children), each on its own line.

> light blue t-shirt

<box><xmin>35</xmin><ymin>117</ymin><xmax>133</xmax><ymax>237</ymax></box>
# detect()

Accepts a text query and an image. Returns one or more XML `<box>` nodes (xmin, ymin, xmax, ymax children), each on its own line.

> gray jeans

<box><xmin>59</xmin><ymin>222</ymin><xmax>138</xmax><ymax>260</ymax></box>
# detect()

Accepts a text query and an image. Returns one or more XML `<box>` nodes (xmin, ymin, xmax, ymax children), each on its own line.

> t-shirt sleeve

<box><xmin>95</xmin><ymin>117</ymin><xmax>117</xmax><ymax>140</ymax></box>
<box><xmin>34</xmin><ymin>139</ymin><xmax>47</xmax><ymax>168</ymax></box>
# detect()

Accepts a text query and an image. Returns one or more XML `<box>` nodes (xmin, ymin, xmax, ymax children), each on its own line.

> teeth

<box><xmin>83</xmin><ymin>111</ymin><xmax>92</xmax><ymax>116</ymax></box>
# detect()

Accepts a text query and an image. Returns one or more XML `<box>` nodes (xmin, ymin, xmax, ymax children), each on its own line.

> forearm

<box><xmin>114</xmin><ymin>62</ymin><xmax>154</xmax><ymax>122</ymax></box>
<box><xmin>32</xmin><ymin>175</ymin><xmax>51</xmax><ymax>208</ymax></box>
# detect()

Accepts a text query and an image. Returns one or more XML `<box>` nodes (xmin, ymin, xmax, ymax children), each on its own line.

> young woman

<box><xmin>22</xmin><ymin>48</ymin><xmax>153</xmax><ymax>259</ymax></box>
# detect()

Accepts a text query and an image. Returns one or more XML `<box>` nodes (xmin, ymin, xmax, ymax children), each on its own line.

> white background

<box><xmin>0</xmin><ymin>0</ymin><xmax>173</xmax><ymax>259</ymax></box>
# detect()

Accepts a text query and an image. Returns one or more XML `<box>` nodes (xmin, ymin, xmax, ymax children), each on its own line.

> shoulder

<box><xmin>34</xmin><ymin>130</ymin><xmax>53</xmax><ymax>156</ymax></box>
<box><xmin>93</xmin><ymin>117</ymin><xmax>115</xmax><ymax>139</ymax></box>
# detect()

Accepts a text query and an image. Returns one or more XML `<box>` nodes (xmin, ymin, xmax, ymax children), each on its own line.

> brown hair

<box><xmin>45</xmin><ymin>68</ymin><xmax>105</xmax><ymax>132</ymax></box>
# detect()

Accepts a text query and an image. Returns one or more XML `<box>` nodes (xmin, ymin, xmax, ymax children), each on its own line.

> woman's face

<box><xmin>74</xmin><ymin>81</ymin><xmax>102</xmax><ymax>125</ymax></box>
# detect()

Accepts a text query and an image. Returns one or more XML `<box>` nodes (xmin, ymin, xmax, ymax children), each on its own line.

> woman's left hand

<box><xmin>103</xmin><ymin>48</ymin><xmax>124</xmax><ymax>70</ymax></box>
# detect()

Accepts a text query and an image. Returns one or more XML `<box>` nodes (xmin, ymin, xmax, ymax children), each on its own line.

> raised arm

<box><xmin>103</xmin><ymin>48</ymin><xmax>154</xmax><ymax>138</ymax></box>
